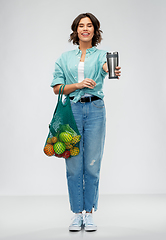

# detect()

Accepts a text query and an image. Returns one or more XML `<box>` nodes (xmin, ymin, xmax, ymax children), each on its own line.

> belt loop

<box><xmin>90</xmin><ymin>96</ymin><xmax>92</xmax><ymax>102</ymax></box>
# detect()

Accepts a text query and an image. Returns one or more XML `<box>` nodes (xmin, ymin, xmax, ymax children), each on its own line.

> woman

<box><xmin>51</xmin><ymin>13</ymin><xmax>121</xmax><ymax>232</ymax></box>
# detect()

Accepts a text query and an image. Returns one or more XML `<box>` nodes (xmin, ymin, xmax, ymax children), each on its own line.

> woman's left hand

<box><xmin>115</xmin><ymin>66</ymin><xmax>121</xmax><ymax>79</ymax></box>
<box><xmin>103</xmin><ymin>63</ymin><xmax>121</xmax><ymax>79</ymax></box>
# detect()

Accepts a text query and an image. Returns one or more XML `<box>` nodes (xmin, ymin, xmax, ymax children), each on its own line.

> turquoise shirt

<box><xmin>51</xmin><ymin>46</ymin><xmax>108</xmax><ymax>103</ymax></box>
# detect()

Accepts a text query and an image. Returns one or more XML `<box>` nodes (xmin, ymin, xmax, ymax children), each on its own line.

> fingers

<box><xmin>115</xmin><ymin>66</ymin><xmax>121</xmax><ymax>77</ymax></box>
<box><xmin>115</xmin><ymin>66</ymin><xmax>121</xmax><ymax>70</ymax></box>
<box><xmin>83</xmin><ymin>78</ymin><xmax>96</xmax><ymax>89</ymax></box>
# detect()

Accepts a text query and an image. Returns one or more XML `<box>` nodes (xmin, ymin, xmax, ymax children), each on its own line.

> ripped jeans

<box><xmin>65</xmin><ymin>99</ymin><xmax>106</xmax><ymax>213</ymax></box>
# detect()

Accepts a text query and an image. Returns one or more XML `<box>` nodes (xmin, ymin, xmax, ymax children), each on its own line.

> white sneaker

<box><xmin>69</xmin><ymin>213</ymin><xmax>83</xmax><ymax>231</ymax></box>
<box><xmin>83</xmin><ymin>213</ymin><xmax>97</xmax><ymax>231</ymax></box>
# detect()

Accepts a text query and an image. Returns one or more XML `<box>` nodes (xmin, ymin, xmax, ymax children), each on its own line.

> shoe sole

<box><xmin>69</xmin><ymin>224</ymin><xmax>84</xmax><ymax>232</ymax></box>
<box><xmin>84</xmin><ymin>226</ymin><xmax>97</xmax><ymax>232</ymax></box>
<box><xmin>69</xmin><ymin>227</ymin><xmax>82</xmax><ymax>231</ymax></box>
<box><xmin>69</xmin><ymin>229</ymin><xmax>82</xmax><ymax>232</ymax></box>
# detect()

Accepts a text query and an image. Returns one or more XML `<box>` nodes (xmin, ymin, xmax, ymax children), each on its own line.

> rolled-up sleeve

<box><xmin>50</xmin><ymin>57</ymin><xmax>66</xmax><ymax>87</ymax></box>
<box><xmin>100</xmin><ymin>51</ymin><xmax>108</xmax><ymax>77</ymax></box>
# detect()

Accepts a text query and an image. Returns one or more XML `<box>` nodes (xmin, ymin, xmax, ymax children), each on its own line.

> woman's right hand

<box><xmin>76</xmin><ymin>78</ymin><xmax>96</xmax><ymax>89</ymax></box>
<box><xmin>53</xmin><ymin>79</ymin><xmax>96</xmax><ymax>95</ymax></box>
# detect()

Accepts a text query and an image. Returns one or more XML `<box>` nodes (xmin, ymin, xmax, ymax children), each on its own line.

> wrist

<box><xmin>75</xmin><ymin>83</ymin><xmax>80</xmax><ymax>89</ymax></box>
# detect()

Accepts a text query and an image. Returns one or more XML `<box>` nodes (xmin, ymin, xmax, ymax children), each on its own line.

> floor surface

<box><xmin>0</xmin><ymin>194</ymin><xmax>166</xmax><ymax>240</ymax></box>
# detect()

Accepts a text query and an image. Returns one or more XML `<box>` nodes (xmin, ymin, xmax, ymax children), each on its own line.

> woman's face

<box><xmin>77</xmin><ymin>17</ymin><xmax>94</xmax><ymax>45</ymax></box>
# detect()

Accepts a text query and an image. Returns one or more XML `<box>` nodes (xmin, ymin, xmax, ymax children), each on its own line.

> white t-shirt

<box><xmin>78</xmin><ymin>62</ymin><xmax>92</xmax><ymax>98</ymax></box>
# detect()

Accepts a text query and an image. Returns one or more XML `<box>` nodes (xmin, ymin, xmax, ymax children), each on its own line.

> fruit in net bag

<box><xmin>53</xmin><ymin>142</ymin><xmax>66</xmax><ymax>154</ymax></box>
<box><xmin>71</xmin><ymin>135</ymin><xmax>81</xmax><ymax>145</ymax></box>
<box><xmin>44</xmin><ymin>144</ymin><xmax>55</xmax><ymax>156</ymax></box>
<box><xmin>54</xmin><ymin>152</ymin><xmax>63</xmax><ymax>158</ymax></box>
<box><xmin>65</xmin><ymin>142</ymin><xmax>73</xmax><ymax>149</ymax></box>
<box><xmin>47</xmin><ymin>138</ymin><xmax>52</xmax><ymax>144</ymax></box>
<box><xmin>51</xmin><ymin>136</ymin><xmax>58</xmax><ymax>144</ymax></box>
<box><xmin>70</xmin><ymin>147</ymin><xmax>80</xmax><ymax>156</ymax></box>
<box><xmin>62</xmin><ymin>150</ymin><xmax>70</xmax><ymax>159</ymax></box>
<box><xmin>59</xmin><ymin>132</ymin><xmax>72</xmax><ymax>143</ymax></box>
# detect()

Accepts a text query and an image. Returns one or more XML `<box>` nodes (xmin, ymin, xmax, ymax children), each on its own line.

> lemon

<box><xmin>71</xmin><ymin>135</ymin><xmax>81</xmax><ymax>145</ymax></box>
<box><xmin>65</xmin><ymin>142</ymin><xmax>73</xmax><ymax>149</ymax></box>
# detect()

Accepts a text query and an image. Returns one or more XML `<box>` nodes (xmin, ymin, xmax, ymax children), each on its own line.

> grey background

<box><xmin>0</xmin><ymin>0</ymin><xmax>166</xmax><ymax>196</ymax></box>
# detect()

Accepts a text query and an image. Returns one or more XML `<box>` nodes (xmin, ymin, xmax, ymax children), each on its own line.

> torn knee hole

<box><xmin>90</xmin><ymin>160</ymin><xmax>96</xmax><ymax>166</ymax></box>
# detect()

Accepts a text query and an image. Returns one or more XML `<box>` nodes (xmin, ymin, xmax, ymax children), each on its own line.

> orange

<box><xmin>44</xmin><ymin>144</ymin><xmax>55</xmax><ymax>156</ymax></box>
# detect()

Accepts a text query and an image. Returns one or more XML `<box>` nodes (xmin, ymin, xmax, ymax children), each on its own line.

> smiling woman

<box><xmin>77</xmin><ymin>18</ymin><xmax>94</xmax><ymax>46</ymax></box>
<box><xmin>50</xmin><ymin>12</ymin><xmax>121</xmax><ymax>232</ymax></box>
<box><xmin>69</xmin><ymin>13</ymin><xmax>103</xmax><ymax>47</ymax></box>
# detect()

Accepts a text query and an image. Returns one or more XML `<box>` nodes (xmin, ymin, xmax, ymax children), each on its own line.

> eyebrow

<box><xmin>78</xmin><ymin>22</ymin><xmax>92</xmax><ymax>25</ymax></box>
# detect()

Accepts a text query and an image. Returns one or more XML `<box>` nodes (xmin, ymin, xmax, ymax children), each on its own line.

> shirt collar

<box><xmin>76</xmin><ymin>46</ymin><xmax>97</xmax><ymax>55</ymax></box>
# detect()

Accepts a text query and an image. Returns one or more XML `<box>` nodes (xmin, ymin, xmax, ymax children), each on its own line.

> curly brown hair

<box><xmin>69</xmin><ymin>13</ymin><xmax>103</xmax><ymax>47</ymax></box>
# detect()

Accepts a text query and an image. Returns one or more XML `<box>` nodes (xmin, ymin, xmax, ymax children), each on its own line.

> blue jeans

<box><xmin>65</xmin><ymin>99</ymin><xmax>106</xmax><ymax>213</ymax></box>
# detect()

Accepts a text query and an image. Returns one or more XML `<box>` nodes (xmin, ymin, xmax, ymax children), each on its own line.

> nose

<box><xmin>83</xmin><ymin>25</ymin><xmax>87</xmax><ymax>31</ymax></box>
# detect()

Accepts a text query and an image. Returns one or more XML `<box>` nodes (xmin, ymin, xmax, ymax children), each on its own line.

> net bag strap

<box><xmin>49</xmin><ymin>85</ymin><xmax>66</xmax><ymax>136</ymax></box>
<box><xmin>57</xmin><ymin>84</ymin><xmax>65</xmax><ymax>103</ymax></box>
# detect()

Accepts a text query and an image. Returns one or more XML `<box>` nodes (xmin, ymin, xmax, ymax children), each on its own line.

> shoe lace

<box><xmin>71</xmin><ymin>214</ymin><xmax>82</xmax><ymax>226</ymax></box>
<box><xmin>83</xmin><ymin>213</ymin><xmax>94</xmax><ymax>226</ymax></box>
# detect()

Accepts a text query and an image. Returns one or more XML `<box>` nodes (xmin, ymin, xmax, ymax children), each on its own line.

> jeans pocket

<box><xmin>92</xmin><ymin>99</ymin><xmax>105</xmax><ymax>108</ymax></box>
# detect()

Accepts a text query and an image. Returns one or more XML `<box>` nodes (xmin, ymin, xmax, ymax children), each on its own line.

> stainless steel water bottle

<box><xmin>107</xmin><ymin>52</ymin><xmax>119</xmax><ymax>79</ymax></box>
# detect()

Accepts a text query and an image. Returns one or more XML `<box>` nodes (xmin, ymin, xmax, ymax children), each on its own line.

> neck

<box><xmin>79</xmin><ymin>41</ymin><xmax>93</xmax><ymax>53</ymax></box>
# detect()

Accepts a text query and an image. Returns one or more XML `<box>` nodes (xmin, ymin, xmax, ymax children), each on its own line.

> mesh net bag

<box><xmin>43</xmin><ymin>85</ymin><xmax>81</xmax><ymax>159</ymax></box>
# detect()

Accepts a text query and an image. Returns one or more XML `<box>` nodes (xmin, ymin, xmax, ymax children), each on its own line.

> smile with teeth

<box><xmin>81</xmin><ymin>33</ymin><xmax>90</xmax><ymax>36</ymax></box>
